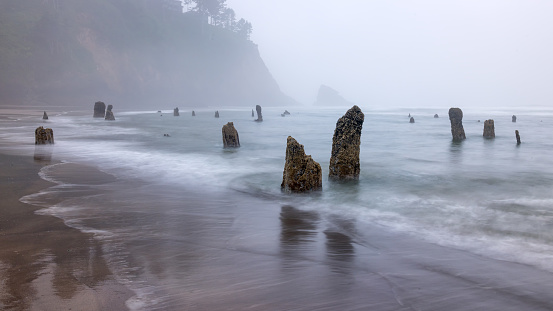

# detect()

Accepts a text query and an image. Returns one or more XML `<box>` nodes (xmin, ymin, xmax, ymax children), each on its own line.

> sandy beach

<box><xmin>0</xmin><ymin>152</ymin><xmax>133</xmax><ymax>310</ymax></box>
<box><xmin>3</xmin><ymin>107</ymin><xmax>553</xmax><ymax>310</ymax></box>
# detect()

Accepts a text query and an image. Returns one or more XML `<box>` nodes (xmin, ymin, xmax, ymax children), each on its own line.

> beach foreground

<box><xmin>3</xmin><ymin>154</ymin><xmax>553</xmax><ymax>310</ymax></box>
<box><xmin>2</xmin><ymin>107</ymin><xmax>553</xmax><ymax>310</ymax></box>
<box><xmin>0</xmin><ymin>153</ymin><xmax>132</xmax><ymax>310</ymax></box>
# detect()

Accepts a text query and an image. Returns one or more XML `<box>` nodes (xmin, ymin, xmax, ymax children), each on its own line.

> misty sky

<box><xmin>226</xmin><ymin>0</ymin><xmax>553</xmax><ymax>108</ymax></box>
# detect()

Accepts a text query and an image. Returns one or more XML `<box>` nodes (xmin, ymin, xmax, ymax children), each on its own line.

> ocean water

<box><xmin>3</xmin><ymin>106</ymin><xmax>553</xmax><ymax>310</ymax></box>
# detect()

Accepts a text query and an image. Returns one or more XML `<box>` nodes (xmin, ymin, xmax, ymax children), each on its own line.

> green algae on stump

<box><xmin>222</xmin><ymin>122</ymin><xmax>240</xmax><ymax>148</ymax></box>
<box><xmin>281</xmin><ymin>136</ymin><xmax>322</xmax><ymax>192</ymax></box>
<box><xmin>483</xmin><ymin>119</ymin><xmax>495</xmax><ymax>138</ymax></box>
<box><xmin>329</xmin><ymin>105</ymin><xmax>364</xmax><ymax>180</ymax></box>
<box><xmin>35</xmin><ymin>126</ymin><xmax>54</xmax><ymax>144</ymax></box>
<box><xmin>448</xmin><ymin>108</ymin><xmax>466</xmax><ymax>141</ymax></box>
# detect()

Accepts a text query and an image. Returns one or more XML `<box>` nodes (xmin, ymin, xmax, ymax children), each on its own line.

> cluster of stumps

<box><xmin>35</xmin><ymin>101</ymin><xmax>117</xmax><ymax>144</ymax></box>
<box><xmin>447</xmin><ymin>107</ymin><xmax>520</xmax><ymax>144</ymax></box>
<box><xmin>278</xmin><ymin>106</ymin><xmax>522</xmax><ymax>193</ymax></box>
<box><xmin>35</xmin><ymin>105</ymin><xmax>523</xmax><ymax>192</ymax></box>
<box><xmin>281</xmin><ymin>105</ymin><xmax>364</xmax><ymax>193</ymax></box>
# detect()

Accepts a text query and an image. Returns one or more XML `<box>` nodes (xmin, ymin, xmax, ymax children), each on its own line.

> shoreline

<box><xmin>0</xmin><ymin>152</ymin><xmax>133</xmax><ymax>310</ymax></box>
<box><xmin>3</xmin><ymin>106</ymin><xmax>553</xmax><ymax>309</ymax></box>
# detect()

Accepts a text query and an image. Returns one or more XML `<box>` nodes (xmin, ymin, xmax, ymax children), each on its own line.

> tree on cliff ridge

<box><xmin>184</xmin><ymin>0</ymin><xmax>252</xmax><ymax>39</ymax></box>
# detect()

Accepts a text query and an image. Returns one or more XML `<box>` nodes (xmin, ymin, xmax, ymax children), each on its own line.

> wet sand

<box><xmin>0</xmin><ymin>153</ymin><xmax>133</xmax><ymax>310</ymax></box>
<box><xmin>3</xmin><ymin>107</ymin><xmax>553</xmax><ymax>310</ymax></box>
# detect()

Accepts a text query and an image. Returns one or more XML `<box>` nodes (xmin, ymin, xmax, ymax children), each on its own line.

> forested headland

<box><xmin>0</xmin><ymin>0</ymin><xmax>294</xmax><ymax>108</ymax></box>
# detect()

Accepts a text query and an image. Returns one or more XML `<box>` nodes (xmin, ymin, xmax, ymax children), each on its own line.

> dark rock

<box><xmin>192</xmin><ymin>111</ymin><xmax>195</xmax><ymax>116</ymax></box>
<box><xmin>35</xmin><ymin>126</ymin><xmax>54</xmax><ymax>144</ymax></box>
<box><xmin>222</xmin><ymin>122</ymin><xmax>240</xmax><ymax>148</ymax></box>
<box><xmin>252</xmin><ymin>109</ymin><xmax>254</xmax><ymax>117</ymax></box>
<box><xmin>105</xmin><ymin>104</ymin><xmax>115</xmax><ymax>121</ymax></box>
<box><xmin>434</xmin><ymin>114</ymin><xmax>439</xmax><ymax>118</ymax></box>
<box><xmin>283</xmin><ymin>110</ymin><xmax>291</xmax><ymax>115</ymax></box>
<box><xmin>93</xmin><ymin>101</ymin><xmax>106</xmax><ymax>118</ymax></box>
<box><xmin>515</xmin><ymin>130</ymin><xmax>521</xmax><ymax>145</ymax></box>
<box><xmin>255</xmin><ymin>105</ymin><xmax>263</xmax><ymax>121</ymax></box>
<box><xmin>42</xmin><ymin>111</ymin><xmax>48</xmax><ymax>120</ymax></box>
<box><xmin>281</xmin><ymin>136</ymin><xmax>322</xmax><ymax>193</ymax></box>
<box><xmin>410</xmin><ymin>117</ymin><xmax>415</xmax><ymax>123</ymax></box>
<box><xmin>512</xmin><ymin>115</ymin><xmax>517</xmax><ymax>123</ymax></box>
<box><xmin>157</xmin><ymin>110</ymin><xmax>162</xmax><ymax>113</ymax></box>
<box><xmin>163</xmin><ymin>134</ymin><xmax>170</xmax><ymax>137</ymax></box>
<box><xmin>408</xmin><ymin>113</ymin><xmax>411</xmax><ymax>118</ymax></box>
<box><xmin>215</xmin><ymin>111</ymin><xmax>219</xmax><ymax>118</ymax></box>
<box><xmin>448</xmin><ymin>108</ymin><xmax>466</xmax><ymax>141</ymax></box>
<box><xmin>483</xmin><ymin>119</ymin><xmax>495</xmax><ymax>138</ymax></box>
<box><xmin>329</xmin><ymin>105</ymin><xmax>364</xmax><ymax>180</ymax></box>
<box><xmin>281</xmin><ymin>114</ymin><xmax>285</xmax><ymax>117</ymax></box>
<box><xmin>174</xmin><ymin>107</ymin><xmax>180</xmax><ymax>116</ymax></box>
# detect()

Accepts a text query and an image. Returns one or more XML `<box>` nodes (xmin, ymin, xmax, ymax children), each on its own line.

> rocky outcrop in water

<box><xmin>483</xmin><ymin>119</ymin><xmax>495</xmax><ymax>138</ymax></box>
<box><xmin>222</xmin><ymin>122</ymin><xmax>240</xmax><ymax>148</ymax></box>
<box><xmin>93</xmin><ymin>101</ymin><xmax>106</xmax><ymax>118</ymax></box>
<box><xmin>173</xmin><ymin>107</ymin><xmax>179</xmax><ymax>116</ymax></box>
<box><xmin>448</xmin><ymin>108</ymin><xmax>466</xmax><ymax>141</ymax></box>
<box><xmin>105</xmin><ymin>105</ymin><xmax>115</xmax><ymax>121</ymax></box>
<box><xmin>42</xmin><ymin>111</ymin><xmax>48</xmax><ymax>120</ymax></box>
<box><xmin>215</xmin><ymin>111</ymin><xmax>219</xmax><ymax>118</ymax></box>
<box><xmin>35</xmin><ymin>126</ymin><xmax>54</xmax><ymax>144</ymax></box>
<box><xmin>516</xmin><ymin>130</ymin><xmax>521</xmax><ymax>145</ymax></box>
<box><xmin>410</xmin><ymin>117</ymin><xmax>415</xmax><ymax>123</ymax></box>
<box><xmin>255</xmin><ymin>105</ymin><xmax>263</xmax><ymax>121</ymax></box>
<box><xmin>283</xmin><ymin>110</ymin><xmax>290</xmax><ymax>115</ymax></box>
<box><xmin>329</xmin><ymin>105</ymin><xmax>364</xmax><ymax>180</ymax></box>
<box><xmin>314</xmin><ymin>85</ymin><xmax>354</xmax><ymax>106</ymax></box>
<box><xmin>192</xmin><ymin>111</ymin><xmax>195</xmax><ymax>116</ymax></box>
<box><xmin>434</xmin><ymin>114</ymin><xmax>439</xmax><ymax>118</ymax></box>
<box><xmin>512</xmin><ymin>115</ymin><xmax>517</xmax><ymax>122</ymax></box>
<box><xmin>281</xmin><ymin>136</ymin><xmax>322</xmax><ymax>193</ymax></box>
<box><xmin>251</xmin><ymin>109</ymin><xmax>254</xmax><ymax>117</ymax></box>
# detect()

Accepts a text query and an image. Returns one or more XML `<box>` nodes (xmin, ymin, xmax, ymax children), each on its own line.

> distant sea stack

<box><xmin>35</xmin><ymin>126</ymin><xmax>54</xmax><ymax>144</ymax></box>
<box><xmin>174</xmin><ymin>107</ymin><xmax>180</xmax><ymax>116</ymax></box>
<box><xmin>93</xmin><ymin>101</ymin><xmax>106</xmax><ymax>118</ymax></box>
<box><xmin>251</xmin><ymin>109</ymin><xmax>254</xmax><ymax>117</ymax></box>
<box><xmin>281</xmin><ymin>136</ymin><xmax>322</xmax><ymax>193</ymax></box>
<box><xmin>283</xmin><ymin>110</ymin><xmax>290</xmax><ymax>115</ymax></box>
<box><xmin>192</xmin><ymin>111</ymin><xmax>195</xmax><ymax>116</ymax></box>
<box><xmin>448</xmin><ymin>108</ymin><xmax>466</xmax><ymax>141</ymax></box>
<box><xmin>314</xmin><ymin>85</ymin><xmax>354</xmax><ymax>106</ymax></box>
<box><xmin>222</xmin><ymin>122</ymin><xmax>240</xmax><ymax>148</ymax></box>
<box><xmin>515</xmin><ymin>130</ymin><xmax>521</xmax><ymax>145</ymax></box>
<box><xmin>410</xmin><ymin>117</ymin><xmax>415</xmax><ymax>123</ymax></box>
<box><xmin>329</xmin><ymin>105</ymin><xmax>364</xmax><ymax>180</ymax></box>
<box><xmin>215</xmin><ymin>111</ymin><xmax>219</xmax><ymax>118</ymax></box>
<box><xmin>255</xmin><ymin>105</ymin><xmax>263</xmax><ymax>121</ymax></box>
<box><xmin>42</xmin><ymin>111</ymin><xmax>48</xmax><ymax>120</ymax></box>
<box><xmin>512</xmin><ymin>115</ymin><xmax>517</xmax><ymax>122</ymax></box>
<box><xmin>483</xmin><ymin>119</ymin><xmax>495</xmax><ymax>138</ymax></box>
<box><xmin>434</xmin><ymin>114</ymin><xmax>439</xmax><ymax>118</ymax></box>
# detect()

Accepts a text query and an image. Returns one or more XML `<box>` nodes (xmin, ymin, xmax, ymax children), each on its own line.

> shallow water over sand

<box><xmin>4</xmin><ymin>106</ymin><xmax>553</xmax><ymax>309</ymax></box>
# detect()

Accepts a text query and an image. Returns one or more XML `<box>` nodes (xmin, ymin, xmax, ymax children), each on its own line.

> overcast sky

<box><xmin>225</xmin><ymin>0</ymin><xmax>553</xmax><ymax>108</ymax></box>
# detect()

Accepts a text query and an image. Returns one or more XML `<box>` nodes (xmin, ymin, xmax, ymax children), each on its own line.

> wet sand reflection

<box><xmin>279</xmin><ymin>205</ymin><xmax>320</xmax><ymax>265</ymax></box>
